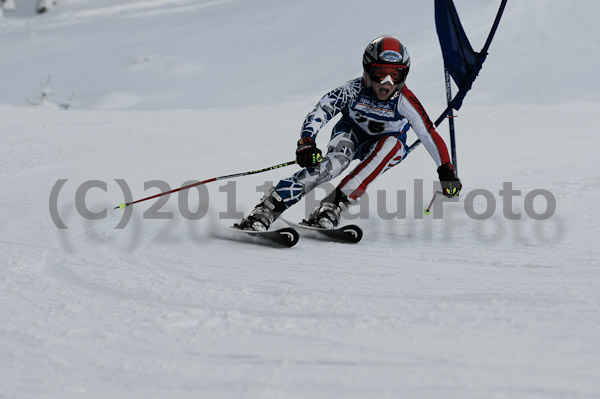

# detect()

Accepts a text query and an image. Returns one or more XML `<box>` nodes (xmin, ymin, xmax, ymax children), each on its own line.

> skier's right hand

<box><xmin>296</xmin><ymin>136</ymin><xmax>323</xmax><ymax>167</ymax></box>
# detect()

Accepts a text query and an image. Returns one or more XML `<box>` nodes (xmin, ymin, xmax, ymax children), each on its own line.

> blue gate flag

<box><xmin>435</xmin><ymin>0</ymin><xmax>479</xmax><ymax>88</ymax></box>
<box><xmin>434</xmin><ymin>0</ymin><xmax>507</xmax><ymax>110</ymax></box>
<box><xmin>405</xmin><ymin>0</ymin><xmax>507</xmax><ymax>156</ymax></box>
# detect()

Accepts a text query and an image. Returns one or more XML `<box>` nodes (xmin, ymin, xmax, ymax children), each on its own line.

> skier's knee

<box><xmin>323</xmin><ymin>153</ymin><xmax>351</xmax><ymax>178</ymax></box>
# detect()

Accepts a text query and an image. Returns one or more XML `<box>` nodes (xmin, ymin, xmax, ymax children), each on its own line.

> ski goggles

<box><xmin>367</xmin><ymin>64</ymin><xmax>408</xmax><ymax>85</ymax></box>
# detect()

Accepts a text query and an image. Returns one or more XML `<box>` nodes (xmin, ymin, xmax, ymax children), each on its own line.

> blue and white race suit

<box><xmin>274</xmin><ymin>77</ymin><xmax>451</xmax><ymax>207</ymax></box>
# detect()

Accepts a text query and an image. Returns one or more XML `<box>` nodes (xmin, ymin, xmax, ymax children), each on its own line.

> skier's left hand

<box><xmin>437</xmin><ymin>163</ymin><xmax>462</xmax><ymax>198</ymax></box>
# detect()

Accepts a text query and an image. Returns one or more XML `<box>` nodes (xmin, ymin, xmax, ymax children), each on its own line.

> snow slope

<box><xmin>1</xmin><ymin>1</ymin><xmax>600</xmax><ymax>398</ymax></box>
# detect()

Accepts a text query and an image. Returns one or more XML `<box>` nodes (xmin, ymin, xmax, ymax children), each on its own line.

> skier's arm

<box><xmin>399</xmin><ymin>86</ymin><xmax>461</xmax><ymax>197</ymax></box>
<box><xmin>300</xmin><ymin>78</ymin><xmax>362</xmax><ymax>140</ymax></box>
<box><xmin>398</xmin><ymin>86</ymin><xmax>451</xmax><ymax>167</ymax></box>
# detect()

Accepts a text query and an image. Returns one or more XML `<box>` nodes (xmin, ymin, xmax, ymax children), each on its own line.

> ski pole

<box><xmin>424</xmin><ymin>190</ymin><xmax>443</xmax><ymax>215</ymax></box>
<box><xmin>114</xmin><ymin>160</ymin><xmax>297</xmax><ymax>210</ymax></box>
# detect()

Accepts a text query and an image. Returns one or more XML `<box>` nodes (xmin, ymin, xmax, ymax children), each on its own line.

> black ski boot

<box><xmin>303</xmin><ymin>188</ymin><xmax>350</xmax><ymax>229</ymax></box>
<box><xmin>306</xmin><ymin>202</ymin><xmax>342</xmax><ymax>229</ymax></box>
<box><xmin>236</xmin><ymin>189</ymin><xmax>287</xmax><ymax>231</ymax></box>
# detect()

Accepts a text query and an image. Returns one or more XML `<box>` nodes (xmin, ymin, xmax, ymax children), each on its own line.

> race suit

<box><xmin>274</xmin><ymin>77</ymin><xmax>451</xmax><ymax>207</ymax></box>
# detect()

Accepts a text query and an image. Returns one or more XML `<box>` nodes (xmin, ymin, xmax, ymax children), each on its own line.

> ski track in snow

<box><xmin>2</xmin><ymin>0</ymin><xmax>600</xmax><ymax>398</ymax></box>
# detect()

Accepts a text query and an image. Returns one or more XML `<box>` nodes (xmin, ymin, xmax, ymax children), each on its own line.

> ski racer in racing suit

<box><xmin>237</xmin><ymin>35</ymin><xmax>462</xmax><ymax>231</ymax></box>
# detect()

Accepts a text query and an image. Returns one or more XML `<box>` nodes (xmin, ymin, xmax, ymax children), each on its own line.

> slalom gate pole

<box><xmin>114</xmin><ymin>160</ymin><xmax>297</xmax><ymax>210</ymax></box>
<box><xmin>444</xmin><ymin>67</ymin><xmax>458</xmax><ymax>173</ymax></box>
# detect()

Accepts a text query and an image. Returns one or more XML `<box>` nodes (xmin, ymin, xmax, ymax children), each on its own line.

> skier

<box><xmin>236</xmin><ymin>35</ymin><xmax>462</xmax><ymax>231</ymax></box>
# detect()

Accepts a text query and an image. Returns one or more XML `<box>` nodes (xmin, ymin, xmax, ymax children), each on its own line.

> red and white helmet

<box><xmin>362</xmin><ymin>35</ymin><xmax>411</xmax><ymax>88</ymax></box>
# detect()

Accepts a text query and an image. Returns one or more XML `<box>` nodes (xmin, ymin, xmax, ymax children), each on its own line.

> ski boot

<box><xmin>236</xmin><ymin>188</ymin><xmax>286</xmax><ymax>231</ymax></box>
<box><xmin>304</xmin><ymin>202</ymin><xmax>343</xmax><ymax>229</ymax></box>
<box><xmin>303</xmin><ymin>188</ymin><xmax>350</xmax><ymax>229</ymax></box>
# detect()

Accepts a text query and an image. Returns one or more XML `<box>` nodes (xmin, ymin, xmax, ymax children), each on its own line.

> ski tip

<box><xmin>278</xmin><ymin>227</ymin><xmax>300</xmax><ymax>247</ymax></box>
<box><xmin>341</xmin><ymin>225</ymin><xmax>363</xmax><ymax>243</ymax></box>
<box><xmin>271</xmin><ymin>227</ymin><xmax>300</xmax><ymax>248</ymax></box>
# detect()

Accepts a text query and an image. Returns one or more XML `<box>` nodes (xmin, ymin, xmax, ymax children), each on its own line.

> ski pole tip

<box><xmin>424</xmin><ymin>209</ymin><xmax>431</xmax><ymax>216</ymax></box>
<box><xmin>118</xmin><ymin>202</ymin><xmax>127</xmax><ymax>210</ymax></box>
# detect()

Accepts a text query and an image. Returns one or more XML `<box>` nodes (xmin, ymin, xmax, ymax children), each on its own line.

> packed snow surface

<box><xmin>1</xmin><ymin>1</ymin><xmax>599</xmax><ymax>398</ymax></box>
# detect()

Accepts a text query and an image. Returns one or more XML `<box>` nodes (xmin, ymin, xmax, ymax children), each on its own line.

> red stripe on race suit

<box><xmin>350</xmin><ymin>139</ymin><xmax>402</xmax><ymax>200</ymax></box>
<box><xmin>338</xmin><ymin>138</ymin><xmax>386</xmax><ymax>190</ymax></box>
<box><xmin>401</xmin><ymin>86</ymin><xmax>451</xmax><ymax>165</ymax></box>
<box><xmin>339</xmin><ymin>138</ymin><xmax>402</xmax><ymax>200</ymax></box>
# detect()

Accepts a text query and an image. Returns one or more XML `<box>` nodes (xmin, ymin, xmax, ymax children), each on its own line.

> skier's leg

<box><xmin>306</xmin><ymin>135</ymin><xmax>407</xmax><ymax>228</ymax></box>
<box><xmin>237</xmin><ymin>121</ymin><xmax>359</xmax><ymax>230</ymax></box>
<box><xmin>338</xmin><ymin>135</ymin><xmax>406</xmax><ymax>200</ymax></box>
<box><xmin>274</xmin><ymin>126</ymin><xmax>357</xmax><ymax>207</ymax></box>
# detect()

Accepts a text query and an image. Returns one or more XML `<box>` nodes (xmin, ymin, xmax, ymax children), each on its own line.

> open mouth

<box><xmin>378</xmin><ymin>87</ymin><xmax>391</xmax><ymax>97</ymax></box>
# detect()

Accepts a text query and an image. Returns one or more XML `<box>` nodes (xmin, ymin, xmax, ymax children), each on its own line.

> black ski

<box><xmin>226</xmin><ymin>226</ymin><xmax>299</xmax><ymax>248</ymax></box>
<box><xmin>283</xmin><ymin>220</ymin><xmax>363</xmax><ymax>244</ymax></box>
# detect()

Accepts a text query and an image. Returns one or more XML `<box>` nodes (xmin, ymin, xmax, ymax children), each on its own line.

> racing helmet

<box><xmin>362</xmin><ymin>35</ymin><xmax>411</xmax><ymax>88</ymax></box>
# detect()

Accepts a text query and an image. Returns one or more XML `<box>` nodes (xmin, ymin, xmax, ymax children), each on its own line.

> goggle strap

<box><xmin>370</xmin><ymin>63</ymin><xmax>408</xmax><ymax>69</ymax></box>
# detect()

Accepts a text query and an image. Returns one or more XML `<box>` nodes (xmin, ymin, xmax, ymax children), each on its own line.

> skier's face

<box><xmin>371</xmin><ymin>80</ymin><xmax>399</xmax><ymax>101</ymax></box>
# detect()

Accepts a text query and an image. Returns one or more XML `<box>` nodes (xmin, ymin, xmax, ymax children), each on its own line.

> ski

<box><xmin>225</xmin><ymin>226</ymin><xmax>299</xmax><ymax>248</ymax></box>
<box><xmin>283</xmin><ymin>220</ymin><xmax>363</xmax><ymax>244</ymax></box>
